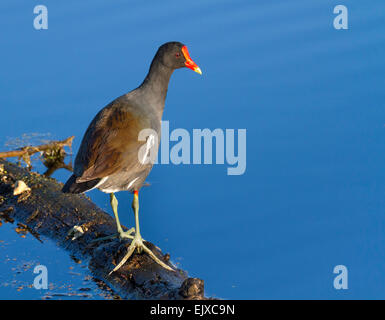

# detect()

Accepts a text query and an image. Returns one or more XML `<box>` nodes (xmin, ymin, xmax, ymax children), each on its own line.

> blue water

<box><xmin>1</xmin><ymin>0</ymin><xmax>385</xmax><ymax>299</ymax></box>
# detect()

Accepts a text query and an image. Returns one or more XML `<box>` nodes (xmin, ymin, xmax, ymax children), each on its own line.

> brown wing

<box><xmin>74</xmin><ymin>99</ymin><xmax>148</xmax><ymax>183</ymax></box>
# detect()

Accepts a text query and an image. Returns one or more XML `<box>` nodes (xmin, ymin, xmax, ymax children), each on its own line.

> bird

<box><xmin>62</xmin><ymin>42</ymin><xmax>201</xmax><ymax>273</ymax></box>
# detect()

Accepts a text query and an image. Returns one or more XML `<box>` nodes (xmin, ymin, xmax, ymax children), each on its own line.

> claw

<box><xmin>109</xmin><ymin>234</ymin><xmax>174</xmax><ymax>275</ymax></box>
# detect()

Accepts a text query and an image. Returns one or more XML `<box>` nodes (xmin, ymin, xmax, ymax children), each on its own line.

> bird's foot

<box><xmin>109</xmin><ymin>232</ymin><xmax>174</xmax><ymax>274</ymax></box>
<box><xmin>118</xmin><ymin>228</ymin><xmax>136</xmax><ymax>240</ymax></box>
<box><xmin>91</xmin><ymin>227</ymin><xmax>135</xmax><ymax>243</ymax></box>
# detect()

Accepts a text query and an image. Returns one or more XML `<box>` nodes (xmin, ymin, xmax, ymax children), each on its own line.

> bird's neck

<box><xmin>139</xmin><ymin>60</ymin><xmax>174</xmax><ymax>112</ymax></box>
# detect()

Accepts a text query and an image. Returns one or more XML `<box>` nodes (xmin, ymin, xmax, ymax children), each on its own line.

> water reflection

<box><xmin>0</xmin><ymin>134</ymin><xmax>73</xmax><ymax>178</ymax></box>
<box><xmin>0</xmin><ymin>206</ymin><xmax>119</xmax><ymax>300</ymax></box>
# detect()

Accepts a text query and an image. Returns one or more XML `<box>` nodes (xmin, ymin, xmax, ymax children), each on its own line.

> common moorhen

<box><xmin>62</xmin><ymin>42</ymin><xmax>202</xmax><ymax>273</ymax></box>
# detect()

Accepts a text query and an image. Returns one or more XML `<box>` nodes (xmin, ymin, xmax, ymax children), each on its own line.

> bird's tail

<box><xmin>62</xmin><ymin>174</ymin><xmax>101</xmax><ymax>194</ymax></box>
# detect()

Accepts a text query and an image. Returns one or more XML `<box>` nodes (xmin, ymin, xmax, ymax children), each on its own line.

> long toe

<box><xmin>91</xmin><ymin>233</ymin><xmax>119</xmax><ymax>243</ymax></box>
<box><xmin>91</xmin><ymin>227</ymin><xmax>135</xmax><ymax>243</ymax></box>
<box><xmin>141</xmin><ymin>243</ymin><xmax>174</xmax><ymax>271</ymax></box>
<box><xmin>109</xmin><ymin>235</ymin><xmax>174</xmax><ymax>274</ymax></box>
<box><xmin>109</xmin><ymin>240</ymin><xmax>137</xmax><ymax>275</ymax></box>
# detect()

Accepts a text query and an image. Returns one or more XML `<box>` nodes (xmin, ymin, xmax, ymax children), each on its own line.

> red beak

<box><xmin>182</xmin><ymin>46</ymin><xmax>202</xmax><ymax>75</ymax></box>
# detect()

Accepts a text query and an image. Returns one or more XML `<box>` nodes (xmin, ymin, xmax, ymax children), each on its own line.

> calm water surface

<box><xmin>1</xmin><ymin>0</ymin><xmax>385</xmax><ymax>299</ymax></box>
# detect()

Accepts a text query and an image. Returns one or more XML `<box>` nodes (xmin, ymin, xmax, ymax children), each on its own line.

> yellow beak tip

<box><xmin>195</xmin><ymin>67</ymin><xmax>202</xmax><ymax>75</ymax></box>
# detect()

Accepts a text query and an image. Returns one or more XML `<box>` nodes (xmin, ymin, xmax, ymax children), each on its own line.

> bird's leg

<box><xmin>91</xmin><ymin>192</ymin><xmax>134</xmax><ymax>243</ymax></box>
<box><xmin>109</xmin><ymin>190</ymin><xmax>174</xmax><ymax>274</ymax></box>
<box><xmin>110</xmin><ymin>193</ymin><xmax>135</xmax><ymax>240</ymax></box>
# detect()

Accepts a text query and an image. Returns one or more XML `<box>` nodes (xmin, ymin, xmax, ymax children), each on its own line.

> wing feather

<box><xmin>74</xmin><ymin>98</ymin><xmax>148</xmax><ymax>182</ymax></box>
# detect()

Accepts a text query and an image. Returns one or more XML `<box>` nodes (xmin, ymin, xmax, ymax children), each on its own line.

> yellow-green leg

<box><xmin>109</xmin><ymin>191</ymin><xmax>174</xmax><ymax>274</ymax></box>
<box><xmin>91</xmin><ymin>192</ymin><xmax>135</xmax><ymax>242</ymax></box>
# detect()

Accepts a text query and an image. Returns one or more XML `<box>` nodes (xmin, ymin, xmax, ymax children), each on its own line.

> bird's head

<box><xmin>157</xmin><ymin>41</ymin><xmax>202</xmax><ymax>75</ymax></box>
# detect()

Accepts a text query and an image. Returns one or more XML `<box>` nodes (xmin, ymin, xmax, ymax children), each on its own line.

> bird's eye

<box><xmin>175</xmin><ymin>52</ymin><xmax>181</xmax><ymax>58</ymax></box>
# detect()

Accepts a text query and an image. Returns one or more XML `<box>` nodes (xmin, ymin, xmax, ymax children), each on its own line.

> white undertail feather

<box><xmin>95</xmin><ymin>176</ymin><xmax>139</xmax><ymax>193</ymax></box>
